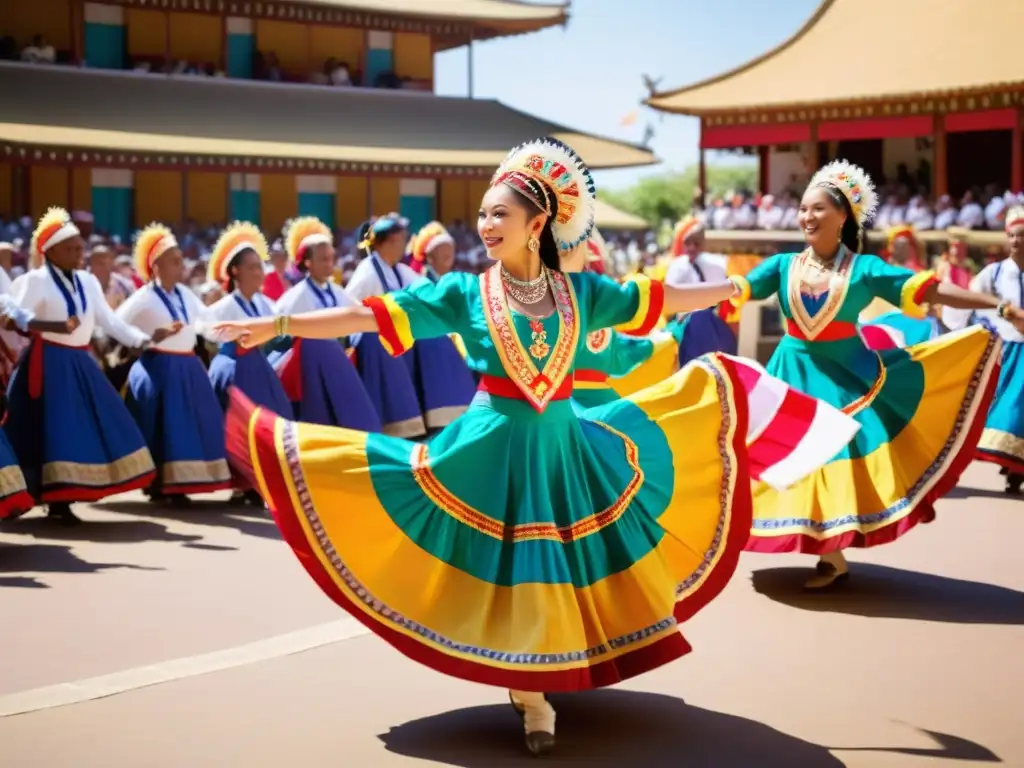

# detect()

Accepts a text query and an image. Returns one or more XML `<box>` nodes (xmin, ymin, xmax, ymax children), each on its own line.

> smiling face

<box><xmin>1009</xmin><ymin>225</ymin><xmax>1024</xmax><ymax>260</ymax></box>
<box><xmin>427</xmin><ymin>241</ymin><xmax>456</xmax><ymax>275</ymax></box>
<box><xmin>478</xmin><ymin>184</ymin><xmax>546</xmax><ymax>264</ymax></box>
<box><xmin>375</xmin><ymin>229</ymin><xmax>409</xmax><ymax>266</ymax></box>
<box><xmin>48</xmin><ymin>235</ymin><xmax>85</xmax><ymax>272</ymax></box>
<box><xmin>798</xmin><ymin>186</ymin><xmax>845</xmax><ymax>253</ymax></box>
<box><xmin>154</xmin><ymin>246</ymin><xmax>184</xmax><ymax>286</ymax></box>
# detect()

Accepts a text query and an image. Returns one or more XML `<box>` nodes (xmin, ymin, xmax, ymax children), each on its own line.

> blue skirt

<box><xmin>209</xmin><ymin>343</ymin><xmax>293</xmax><ymax>418</ymax></box>
<box><xmin>125</xmin><ymin>350</ymin><xmax>232</xmax><ymax>495</ymax></box>
<box><xmin>0</xmin><ymin>429</ymin><xmax>33</xmax><ymax>518</ymax></box>
<box><xmin>977</xmin><ymin>338</ymin><xmax>1024</xmax><ymax>473</ymax></box>
<box><xmin>677</xmin><ymin>308</ymin><xmax>737</xmax><ymax>366</ymax></box>
<box><xmin>355</xmin><ymin>333</ymin><xmax>426</xmax><ymax>437</ymax></box>
<box><xmin>407</xmin><ymin>336</ymin><xmax>475</xmax><ymax>429</ymax></box>
<box><xmin>4</xmin><ymin>339</ymin><xmax>155</xmax><ymax>502</ymax></box>
<box><xmin>271</xmin><ymin>338</ymin><xmax>382</xmax><ymax>432</ymax></box>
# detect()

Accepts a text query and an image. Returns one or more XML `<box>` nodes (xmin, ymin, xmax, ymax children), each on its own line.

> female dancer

<box><xmin>663</xmin><ymin>215</ymin><xmax>738</xmax><ymax>365</ymax></box>
<box><xmin>203</xmin><ymin>222</ymin><xmax>293</xmax><ymax>418</ymax></box>
<box><xmin>344</xmin><ymin>215</ymin><xmax>426</xmax><ymax>437</ymax></box>
<box><xmin>271</xmin><ymin>217</ymin><xmax>381</xmax><ymax>432</ymax></box>
<box><xmin>403</xmin><ymin>221</ymin><xmax>476</xmax><ymax>427</ymax></box>
<box><xmin>732</xmin><ymin>161</ymin><xmax>1024</xmax><ymax>588</ymax></box>
<box><xmin>943</xmin><ymin>205</ymin><xmax>1024</xmax><ymax>493</ymax></box>
<box><xmin>117</xmin><ymin>223</ymin><xmax>232</xmax><ymax>502</ymax></box>
<box><xmin>213</xmin><ymin>138</ymin><xmax>858</xmax><ymax>756</ymax></box>
<box><xmin>5</xmin><ymin>208</ymin><xmax>167</xmax><ymax>524</ymax></box>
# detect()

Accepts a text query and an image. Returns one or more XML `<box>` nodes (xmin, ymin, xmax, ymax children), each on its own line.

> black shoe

<box><xmin>168</xmin><ymin>495</ymin><xmax>193</xmax><ymax>508</ymax></box>
<box><xmin>525</xmin><ymin>731</ymin><xmax>555</xmax><ymax>757</ymax></box>
<box><xmin>47</xmin><ymin>503</ymin><xmax>81</xmax><ymax>526</ymax></box>
<box><xmin>1006</xmin><ymin>473</ymin><xmax>1023</xmax><ymax>495</ymax></box>
<box><xmin>244</xmin><ymin>490</ymin><xmax>264</xmax><ymax>507</ymax></box>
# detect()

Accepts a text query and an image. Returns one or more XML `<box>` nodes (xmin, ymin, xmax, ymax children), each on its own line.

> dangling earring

<box><xmin>527</xmin><ymin>236</ymin><xmax>539</xmax><ymax>253</ymax></box>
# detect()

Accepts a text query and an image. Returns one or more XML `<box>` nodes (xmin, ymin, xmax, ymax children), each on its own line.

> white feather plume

<box><xmin>808</xmin><ymin>159</ymin><xmax>878</xmax><ymax>226</ymax></box>
<box><xmin>492</xmin><ymin>137</ymin><xmax>597</xmax><ymax>251</ymax></box>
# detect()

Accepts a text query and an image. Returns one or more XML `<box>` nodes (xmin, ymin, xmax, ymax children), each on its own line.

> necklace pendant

<box><xmin>528</xmin><ymin>318</ymin><xmax>550</xmax><ymax>360</ymax></box>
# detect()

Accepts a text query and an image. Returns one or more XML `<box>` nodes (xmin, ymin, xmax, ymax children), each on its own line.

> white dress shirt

<box><xmin>345</xmin><ymin>253</ymin><xmax>421</xmax><ymax>301</ymax></box>
<box><xmin>203</xmin><ymin>291</ymin><xmax>275</xmax><ymax>323</ymax></box>
<box><xmin>116</xmin><ymin>282</ymin><xmax>206</xmax><ymax>353</ymax></box>
<box><xmin>10</xmin><ymin>266</ymin><xmax>149</xmax><ymax>347</ymax></box>
<box><xmin>664</xmin><ymin>253</ymin><xmax>728</xmax><ymax>288</ymax></box>
<box><xmin>943</xmin><ymin>258</ymin><xmax>1024</xmax><ymax>342</ymax></box>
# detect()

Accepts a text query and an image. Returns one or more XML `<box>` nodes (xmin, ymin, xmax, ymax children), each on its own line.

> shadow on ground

<box><xmin>752</xmin><ymin>563</ymin><xmax>1024</xmax><ymax>624</ymax></box>
<box><xmin>95</xmin><ymin>499</ymin><xmax>279</xmax><ymax>541</ymax></box>
<box><xmin>0</xmin><ymin>542</ymin><xmax>163</xmax><ymax>585</ymax></box>
<box><xmin>381</xmin><ymin>690</ymin><xmax>999</xmax><ymax>766</ymax></box>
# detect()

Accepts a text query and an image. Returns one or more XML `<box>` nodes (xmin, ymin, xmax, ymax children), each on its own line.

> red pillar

<box><xmin>758</xmin><ymin>145</ymin><xmax>770</xmax><ymax>195</ymax></box>
<box><xmin>933</xmin><ymin>114</ymin><xmax>948</xmax><ymax>197</ymax></box>
<box><xmin>1011</xmin><ymin>109</ymin><xmax>1023</xmax><ymax>192</ymax></box>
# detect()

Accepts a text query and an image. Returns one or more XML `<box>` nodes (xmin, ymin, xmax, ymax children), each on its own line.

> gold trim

<box><xmin>786</xmin><ymin>247</ymin><xmax>855</xmax><ymax>340</ymax></box>
<box><xmin>424</xmin><ymin>405</ymin><xmax>466</xmax><ymax>430</ymax></box>
<box><xmin>479</xmin><ymin>264</ymin><xmax>580</xmax><ymax>412</ymax></box>
<box><xmin>382</xmin><ymin>415</ymin><xmax>428</xmax><ymax>438</ymax></box>
<box><xmin>42</xmin><ymin>448</ymin><xmax>155</xmax><ymax>488</ymax></box>
<box><xmin>0</xmin><ymin>464</ymin><xmax>28</xmax><ymax>497</ymax></box>
<box><xmin>162</xmin><ymin>459</ymin><xmax>232</xmax><ymax>486</ymax></box>
<box><xmin>979</xmin><ymin>428</ymin><xmax>1024</xmax><ymax>462</ymax></box>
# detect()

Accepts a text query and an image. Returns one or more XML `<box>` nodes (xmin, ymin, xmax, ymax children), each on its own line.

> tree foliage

<box><xmin>600</xmin><ymin>164</ymin><xmax>758</xmax><ymax>227</ymax></box>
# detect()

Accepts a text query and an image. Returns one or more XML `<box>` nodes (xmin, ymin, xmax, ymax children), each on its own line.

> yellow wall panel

<box><xmin>393</xmin><ymin>33</ymin><xmax>432</xmax><ymax>81</ymax></box>
<box><xmin>309</xmin><ymin>26</ymin><xmax>363</xmax><ymax>71</ymax></box>
<box><xmin>0</xmin><ymin>0</ymin><xmax>71</xmax><ymax>51</ymax></box>
<box><xmin>71</xmin><ymin>167</ymin><xmax>91</xmax><ymax>212</ymax></box>
<box><xmin>439</xmin><ymin>179</ymin><xmax>469</xmax><ymax>225</ymax></box>
<box><xmin>0</xmin><ymin>164</ymin><xmax>12</xmax><ymax>218</ymax></box>
<box><xmin>260</xmin><ymin>174</ymin><xmax>295</xmax><ymax>239</ymax></box>
<box><xmin>337</xmin><ymin>176</ymin><xmax>368</xmax><ymax>229</ymax></box>
<box><xmin>370</xmin><ymin>178</ymin><xmax>400</xmax><ymax>218</ymax></box>
<box><xmin>255</xmin><ymin>21</ymin><xmax>308</xmax><ymax>75</ymax></box>
<box><xmin>135</xmin><ymin>171</ymin><xmax>183</xmax><ymax>227</ymax></box>
<box><xmin>30</xmin><ymin>166</ymin><xmax>69</xmax><ymax>219</ymax></box>
<box><xmin>186</xmin><ymin>172</ymin><xmax>227</xmax><ymax>226</ymax></box>
<box><xmin>169</xmin><ymin>13</ymin><xmax>221</xmax><ymax>65</ymax></box>
<box><xmin>126</xmin><ymin>9</ymin><xmax>167</xmax><ymax>58</ymax></box>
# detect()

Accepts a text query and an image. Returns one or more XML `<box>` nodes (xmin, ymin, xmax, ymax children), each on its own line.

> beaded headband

<box><xmin>807</xmin><ymin>159</ymin><xmax>878</xmax><ymax>227</ymax></box>
<box><xmin>208</xmin><ymin>221</ymin><xmax>269</xmax><ymax>286</ymax></box>
<box><xmin>490</xmin><ymin>137</ymin><xmax>596</xmax><ymax>251</ymax></box>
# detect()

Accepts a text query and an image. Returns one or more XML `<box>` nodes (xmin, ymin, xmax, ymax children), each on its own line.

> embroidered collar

<box><xmin>787</xmin><ymin>246</ymin><xmax>856</xmax><ymax>340</ymax></box>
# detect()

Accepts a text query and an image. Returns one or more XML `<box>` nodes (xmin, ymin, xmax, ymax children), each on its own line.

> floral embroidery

<box><xmin>586</xmin><ymin>328</ymin><xmax>611</xmax><ymax>353</ymax></box>
<box><xmin>786</xmin><ymin>247</ymin><xmax>856</xmax><ymax>340</ymax></box>
<box><xmin>528</xmin><ymin>318</ymin><xmax>551</xmax><ymax>360</ymax></box>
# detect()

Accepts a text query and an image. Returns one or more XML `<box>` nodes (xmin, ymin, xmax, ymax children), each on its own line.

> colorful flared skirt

<box><xmin>976</xmin><ymin>339</ymin><xmax>1024</xmax><ymax>473</ymax></box>
<box><xmin>406</xmin><ymin>336</ymin><xmax>475</xmax><ymax>430</ymax></box>
<box><xmin>746</xmin><ymin>326</ymin><xmax>1000</xmax><ymax>554</ymax></box>
<box><xmin>4</xmin><ymin>339</ymin><xmax>156</xmax><ymax>502</ymax></box>
<box><xmin>125</xmin><ymin>350</ymin><xmax>232</xmax><ymax>495</ymax></box>
<box><xmin>209</xmin><ymin>343</ymin><xmax>293</xmax><ymax>418</ymax></box>
<box><xmin>353</xmin><ymin>334</ymin><xmax>426</xmax><ymax>438</ymax></box>
<box><xmin>270</xmin><ymin>338</ymin><xmax>382</xmax><ymax>432</ymax></box>
<box><xmin>859</xmin><ymin>311</ymin><xmax>940</xmax><ymax>351</ymax></box>
<box><xmin>225</xmin><ymin>353</ymin><xmax>854</xmax><ymax>692</ymax></box>
<box><xmin>677</xmin><ymin>309</ymin><xmax>736</xmax><ymax>367</ymax></box>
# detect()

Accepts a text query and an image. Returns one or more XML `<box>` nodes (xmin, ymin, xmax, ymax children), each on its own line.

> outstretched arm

<box><xmin>213</xmin><ymin>305</ymin><xmax>379</xmax><ymax>348</ymax></box>
<box><xmin>663</xmin><ymin>280</ymin><xmax>739</xmax><ymax>315</ymax></box>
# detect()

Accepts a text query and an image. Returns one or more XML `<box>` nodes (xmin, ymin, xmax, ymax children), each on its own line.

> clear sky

<box><xmin>434</xmin><ymin>0</ymin><xmax>820</xmax><ymax>191</ymax></box>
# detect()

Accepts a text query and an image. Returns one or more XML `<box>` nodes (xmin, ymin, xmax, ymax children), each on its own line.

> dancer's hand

<box><xmin>1009</xmin><ymin>306</ymin><xmax>1024</xmax><ymax>335</ymax></box>
<box><xmin>65</xmin><ymin>316</ymin><xmax>81</xmax><ymax>333</ymax></box>
<box><xmin>150</xmin><ymin>322</ymin><xmax>184</xmax><ymax>345</ymax></box>
<box><xmin>212</xmin><ymin>318</ymin><xmax>276</xmax><ymax>348</ymax></box>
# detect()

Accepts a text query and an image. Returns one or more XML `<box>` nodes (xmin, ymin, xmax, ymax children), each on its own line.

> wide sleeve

<box><xmin>0</xmin><ymin>294</ymin><xmax>35</xmax><ymax>332</ymax></box>
<box><xmin>942</xmin><ymin>263</ymin><xmax>996</xmax><ymax>331</ymax></box>
<box><xmin>9</xmin><ymin>272</ymin><xmax>45</xmax><ymax>315</ymax></box>
<box><xmin>579</xmin><ymin>272</ymin><xmax>665</xmax><ymax>337</ymax></box>
<box><xmin>729</xmin><ymin>253</ymin><xmax>785</xmax><ymax>307</ymax></box>
<box><xmin>362</xmin><ymin>271</ymin><xmax>470</xmax><ymax>356</ymax></box>
<box><xmin>862</xmin><ymin>254</ymin><xmax>938</xmax><ymax>319</ymax></box>
<box><xmin>95</xmin><ymin>276</ymin><xmax>150</xmax><ymax>347</ymax></box>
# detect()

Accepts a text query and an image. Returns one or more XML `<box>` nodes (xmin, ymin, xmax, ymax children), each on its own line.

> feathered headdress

<box><xmin>807</xmin><ymin>159</ymin><xmax>878</xmax><ymax>227</ymax></box>
<box><xmin>584</xmin><ymin>229</ymin><xmax>609</xmax><ymax>275</ymax></box>
<box><xmin>208</xmin><ymin>221</ymin><xmax>269</xmax><ymax>286</ymax></box>
<box><xmin>670</xmin><ymin>214</ymin><xmax>703</xmax><ymax>257</ymax></box>
<box><xmin>409</xmin><ymin>221</ymin><xmax>454</xmax><ymax>272</ymax></box>
<box><xmin>29</xmin><ymin>207</ymin><xmax>81</xmax><ymax>269</ymax></box>
<box><xmin>886</xmin><ymin>224</ymin><xmax>918</xmax><ymax>250</ymax></box>
<box><xmin>284</xmin><ymin>216</ymin><xmax>332</xmax><ymax>266</ymax></box>
<box><xmin>1006</xmin><ymin>205</ymin><xmax>1024</xmax><ymax>232</ymax></box>
<box><xmin>490</xmin><ymin>137</ymin><xmax>596</xmax><ymax>251</ymax></box>
<box><xmin>132</xmin><ymin>222</ymin><xmax>178</xmax><ymax>282</ymax></box>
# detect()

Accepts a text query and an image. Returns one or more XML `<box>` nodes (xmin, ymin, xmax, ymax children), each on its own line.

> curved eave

<box><xmin>0</xmin><ymin>123</ymin><xmax>655</xmax><ymax>174</ymax></box>
<box><xmin>645</xmin><ymin>0</ymin><xmax>1024</xmax><ymax>117</ymax></box>
<box><xmin>594</xmin><ymin>199</ymin><xmax>648</xmax><ymax>230</ymax></box>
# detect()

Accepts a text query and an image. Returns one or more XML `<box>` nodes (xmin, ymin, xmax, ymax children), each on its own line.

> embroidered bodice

<box><xmin>574</xmin><ymin>329</ymin><xmax>656</xmax><ymax>379</ymax></box>
<box><xmin>368</xmin><ymin>265</ymin><xmax>660</xmax><ymax>412</ymax></box>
